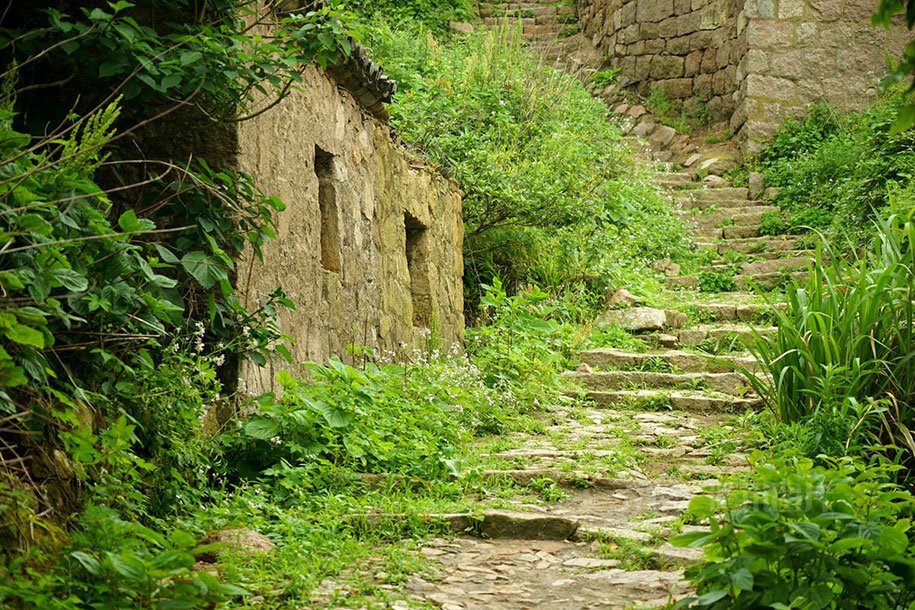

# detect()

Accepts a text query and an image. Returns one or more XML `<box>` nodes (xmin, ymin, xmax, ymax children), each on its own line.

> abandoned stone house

<box><xmin>231</xmin><ymin>42</ymin><xmax>465</xmax><ymax>394</ymax></box>
<box><xmin>576</xmin><ymin>0</ymin><xmax>910</xmax><ymax>153</ymax></box>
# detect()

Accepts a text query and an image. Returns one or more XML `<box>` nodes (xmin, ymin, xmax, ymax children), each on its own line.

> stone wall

<box><xmin>577</xmin><ymin>0</ymin><xmax>909</xmax><ymax>153</ymax></box>
<box><xmin>235</xmin><ymin>66</ymin><xmax>464</xmax><ymax>395</ymax></box>
<box><xmin>733</xmin><ymin>0</ymin><xmax>909</xmax><ymax>154</ymax></box>
<box><xmin>577</xmin><ymin>0</ymin><xmax>744</xmax><ymax>118</ymax></box>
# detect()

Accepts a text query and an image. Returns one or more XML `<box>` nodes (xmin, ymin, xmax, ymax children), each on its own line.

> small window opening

<box><xmin>315</xmin><ymin>146</ymin><xmax>341</xmax><ymax>273</ymax></box>
<box><xmin>405</xmin><ymin>212</ymin><xmax>431</xmax><ymax>328</ymax></box>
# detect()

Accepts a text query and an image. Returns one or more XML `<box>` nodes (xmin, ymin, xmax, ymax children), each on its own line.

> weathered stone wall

<box><xmin>235</xmin><ymin>67</ymin><xmax>464</xmax><ymax>395</ymax></box>
<box><xmin>733</xmin><ymin>0</ymin><xmax>909</xmax><ymax>154</ymax></box>
<box><xmin>577</xmin><ymin>0</ymin><xmax>744</xmax><ymax>118</ymax></box>
<box><xmin>577</xmin><ymin>0</ymin><xmax>909</xmax><ymax>153</ymax></box>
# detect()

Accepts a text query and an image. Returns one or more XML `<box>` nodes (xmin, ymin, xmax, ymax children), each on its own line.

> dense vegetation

<box><xmin>0</xmin><ymin>1</ymin><xmax>688</xmax><ymax>607</ymax></box>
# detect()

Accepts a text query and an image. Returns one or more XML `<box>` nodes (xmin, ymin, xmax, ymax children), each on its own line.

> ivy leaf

<box><xmin>180</xmin><ymin>51</ymin><xmax>202</xmax><ymax>66</ymax></box>
<box><xmin>244</xmin><ymin>417</ymin><xmax>279</xmax><ymax>440</ymax></box>
<box><xmin>180</xmin><ymin>251</ymin><xmax>227</xmax><ymax>289</ymax></box>
<box><xmin>118</xmin><ymin>209</ymin><xmax>155</xmax><ymax>233</ymax></box>
<box><xmin>52</xmin><ymin>269</ymin><xmax>89</xmax><ymax>293</ymax></box>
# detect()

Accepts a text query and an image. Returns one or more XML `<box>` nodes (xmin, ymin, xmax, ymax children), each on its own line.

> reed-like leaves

<box><xmin>739</xmin><ymin>211</ymin><xmax>915</xmax><ymax>456</ymax></box>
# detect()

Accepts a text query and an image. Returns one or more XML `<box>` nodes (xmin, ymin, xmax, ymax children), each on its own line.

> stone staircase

<box><xmin>477</xmin><ymin>1</ymin><xmax>577</xmax><ymax>41</ymax></box>
<box><xmin>392</xmin><ymin>5</ymin><xmax>806</xmax><ymax>609</ymax></box>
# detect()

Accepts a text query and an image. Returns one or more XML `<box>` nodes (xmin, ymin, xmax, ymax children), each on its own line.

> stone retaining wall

<box><xmin>734</xmin><ymin>0</ymin><xmax>909</xmax><ymax>154</ymax></box>
<box><xmin>577</xmin><ymin>0</ymin><xmax>909</xmax><ymax>153</ymax></box>
<box><xmin>577</xmin><ymin>0</ymin><xmax>744</xmax><ymax>119</ymax></box>
<box><xmin>236</xmin><ymin>67</ymin><xmax>465</xmax><ymax>395</ymax></box>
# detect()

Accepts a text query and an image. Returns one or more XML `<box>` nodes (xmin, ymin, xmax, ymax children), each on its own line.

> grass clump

<box><xmin>759</xmin><ymin>95</ymin><xmax>915</xmax><ymax>245</ymax></box>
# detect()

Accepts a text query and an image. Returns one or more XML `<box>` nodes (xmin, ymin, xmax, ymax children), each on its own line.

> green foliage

<box><xmin>874</xmin><ymin>0</ymin><xmax>915</xmax><ymax>133</ymax></box>
<box><xmin>223</xmin><ymin>354</ymin><xmax>505</xmax><ymax>484</ymax></box>
<box><xmin>647</xmin><ymin>87</ymin><xmax>712</xmax><ymax>135</ymax></box>
<box><xmin>467</xmin><ymin>278</ymin><xmax>580</xmax><ymax>408</ymax></box>
<box><xmin>347</xmin><ymin>0</ymin><xmax>475</xmax><ymax>31</ymax></box>
<box><xmin>741</xmin><ymin>207</ymin><xmax>915</xmax><ymax>461</ymax></box>
<box><xmin>698</xmin><ymin>270</ymin><xmax>737</xmax><ymax>293</ymax></box>
<box><xmin>759</xmin><ymin>96</ymin><xmax>915</xmax><ymax>243</ymax></box>
<box><xmin>758</xmin><ymin>210</ymin><xmax>787</xmax><ymax>236</ymax></box>
<box><xmin>588</xmin><ymin>68</ymin><xmax>622</xmax><ymax>88</ymax></box>
<box><xmin>365</xmin><ymin>22</ymin><xmax>688</xmax><ymax>307</ymax></box>
<box><xmin>674</xmin><ymin>456</ymin><xmax>915</xmax><ymax>609</ymax></box>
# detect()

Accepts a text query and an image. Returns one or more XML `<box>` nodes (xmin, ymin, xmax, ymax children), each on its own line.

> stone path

<box><xmin>391</xmin><ymin>5</ymin><xmax>813</xmax><ymax>608</ymax></box>
<box><xmin>312</xmin><ymin>5</ymin><xmax>813</xmax><ymax>608</ymax></box>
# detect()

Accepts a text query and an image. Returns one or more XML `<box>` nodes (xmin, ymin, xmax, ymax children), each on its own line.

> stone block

<box><xmin>745</xmin><ymin>49</ymin><xmax>770</xmax><ymax>73</ymax></box>
<box><xmin>637</xmin><ymin>0</ymin><xmax>675</xmax><ymax>22</ymax></box>
<box><xmin>651</xmin><ymin>124</ymin><xmax>679</xmax><ymax>147</ymax></box>
<box><xmin>621</xmin><ymin>1</ymin><xmax>637</xmax><ymax>27</ymax></box>
<box><xmin>745</xmin><ymin>0</ymin><xmax>775</xmax><ymax>19</ymax></box>
<box><xmin>694</xmin><ymin>73</ymin><xmax>714</xmax><ymax>97</ymax></box>
<box><xmin>651</xmin><ymin>55</ymin><xmax>686</xmax><ymax>78</ymax></box>
<box><xmin>659</xmin><ymin>16</ymin><xmax>680</xmax><ymax>38</ymax></box>
<box><xmin>768</xmin><ymin>49</ymin><xmax>805</xmax><ymax>79</ymax></box>
<box><xmin>685</xmin><ymin>50</ymin><xmax>703</xmax><ymax>76</ymax></box>
<box><xmin>646</xmin><ymin>38</ymin><xmax>667</xmax><ymax>53</ymax></box>
<box><xmin>640</xmin><ymin>21</ymin><xmax>660</xmax><ymax>39</ymax></box>
<box><xmin>619</xmin><ymin>23</ymin><xmax>640</xmax><ymax>43</ymax></box>
<box><xmin>655</xmin><ymin>78</ymin><xmax>695</xmax><ymax>99</ymax></box>
<box><xmin>747</xmin><ymin>20</ymin><xmax>794</xmax><ymax>48</ymax></box>
<box><xmin>675</xmin><ymin>0</ymin><xmax>692</xmax><ymax>15</ymax></box>
<box><xmin>778</xmin><ymin>0</ymin><xmax>804</xmax><ymax>18</ymax></box>
<box><xmin>677</xmin><ymin>10</ymin><xmax>702</xmax><ymax>35</ymax></box>
<box><xmin>746</xmin><ymin>74</ymin><xmax>797</xmax><ymax>100</ymax></box>
<box><xmin>701</xmin><ymin>48</ymin><xmax>718</xmax><ymax>73</ymax></box>
<box><xmin>667</xmin><ymin>35</ymin><xmax>691</xmax><ymax>55</ymax></box>
<box><xmin>808</xmin><ymin>0</ymin><xmax>873</xmax><ymax>21</ymax></box>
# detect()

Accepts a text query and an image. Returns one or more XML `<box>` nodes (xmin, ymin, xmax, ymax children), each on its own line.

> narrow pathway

<box><xmin>389</xmin><ymin>4</ymin><xmax>813</xmax><ymax>608</ymax></box>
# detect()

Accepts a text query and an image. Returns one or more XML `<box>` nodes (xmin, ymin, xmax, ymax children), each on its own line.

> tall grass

<box><xmin>743</xmin><ymin>204</ymin><xmax>915</xmax><ymax>458</ymax></box>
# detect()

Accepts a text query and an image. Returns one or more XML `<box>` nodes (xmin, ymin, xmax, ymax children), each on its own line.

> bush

<box><xmin>759</xmin><ymin>96</ymin><xmax>915</xmax><ymax>243</ymax></box>
<box><xmin>742</xmin><ymin>206</ymin><xmax>915</xmax><ymax>461</ymax></box>
<box><xmin>673</xmin><ymin>456</ymin><xmax>915</xmax><ymax>609</ymax></box>
<box><xmin>365</xmin><ymin>23</ymin><xmax>688</xmax><ymax>309</ymax></box>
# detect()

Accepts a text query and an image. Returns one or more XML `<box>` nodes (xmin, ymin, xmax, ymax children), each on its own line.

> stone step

<box><xmin>735</xmin><ymin>270</ymin><xmax>808</xmax><ymax>291</ymax></box>
<box><xmin>666</xmin><ymin>270</ymin><xmax>807</xmax><ymax>291</ymax></box>
<box><xmin>675</xmin><ymin>323</ymin><xmax>775</xmax><ymax>346</ymax></box>
<box><xmin>691</xmin><ymin>225</ymin><xmax>765</xmax><ymax>241</ymax></box>
<box><xmin>352</xmin><ymin>510</ymin><xmax>580</xmax><ymax>540</ymax></box>
<box><xmin>578</xmin><ymin>348</ymin><xmax>758</xmax><ymax>373</ymax></box>
<box><xmin>677</xmin><ymin>187</ymin><xmax>749</xmax><ymax>201</ymax></box>
<box><xmin>704</xmin><ymin>249</ymin><xmax>812</xmax><ymax>261</ymax></box>
<box><xmin>585</xmin><ymin>389</ymin><xmax>763</xmax><ymax>413</ymax></box>
<box><xmin>688</xmin><ymin>302</ymin><xmax>783</xmax><ymax>323</ymax></box>
<box><xmin>677</xmin><ymin>206</ymin><xmax>777</xmax><ymax>227</ymax></box>
<box><xmin>695</xmin><ymin>235</ymin><xmax>804</xmax><ymax>254</ymax></box>
<box><xmin>658</xmin><ymin>172</ymin><xmax>693</xmax><ymax>184</ymax></box>
<box><xmin>565</xmin><ymin>370</ymin><xmax>752</xmax><ymax>395</ymax></box>
<box><xmin>673</xmin><ymin>196</ymin><xmax>759</xmax><ymax>210</ymax></box>
<box><xmin>707</xmin><ymin>255</ymin><xmax>810</xmax><ymax>275</ymax></box>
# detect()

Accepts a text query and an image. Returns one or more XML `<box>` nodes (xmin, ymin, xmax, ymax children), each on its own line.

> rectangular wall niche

<box><xmin>404</xmin><ymin>212</ymin><xmax>431</xmax><ymax>328</ymax></box>
<box><xmin>314</xmin><ymin>145</ymin><xmax>341</xmax><ymax>273</ymax></box>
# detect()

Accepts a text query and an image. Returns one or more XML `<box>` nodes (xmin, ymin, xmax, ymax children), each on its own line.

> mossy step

<box><xmin>679</xmin><ymin>187</ymin><xmax>751</xmax><ymax>201</ymax></box>
<box><xmin>666</xmin><ymin>270</ymin><xmax>806</xmax><ymax>291</ymax></box>
<box><xmin>578</xmin><ymin>347</ymin><xmax>758</xmax><ymax>373</ymax></box>
<box><xmin>657</xmin><ymin>172</ymin><xmax>693</xmax><ymax>184</ymax></box>
<box><xmin>704</xmin><ymin>249</ymin><xmax>813</xmax><ymax>261</ymax></box>
<box><xmin>673</xmin><ymin>197</ymin><xmax>758</xmax><ymax>210</ymax></box>
<box><xmin>565</xmin><ymin>370</ymin><xmax>752</xmax><ymax>395</ymax></box>
<box><xmin>688</xmin><ymin>302</ymin><xmax>783</xmax><ymax>323</ymax></box>
<box><xmin>350</xmin><ymin>510</ymin><xmax>579</xmax><ymax>540</ymax></box>
<box><xmin>706</xmin><ymin>255</ymin><xmax>810</xmax><ymax>275</ymax></box>
<box><xmin>695</xmin><ymin>235</ymin><xmax>804</xmax><ymax>254</ymax></box>
<box><xmin>679</xmin><ymin>209</ymin><xmax>776</xmax><ymax>229</ymax></box>
<box><xmin>585</xmin><ymin>389</ymin><xmax>763</xmax><ymax>413</ymax></box>
<box><xmin>675</xmin><ymin>323</ymin><xmax>775</xmax><ymax>346</ymax></box>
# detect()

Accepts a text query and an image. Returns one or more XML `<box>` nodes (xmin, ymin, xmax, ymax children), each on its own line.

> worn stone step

<box><xmin>565</xmin><ymin>370</ymin><xmax>752</xmax><ymax>395</ymax></box>
<box><xmin>688</xmin><ymin>302</ymin><xmax>783</xmax><ymax>323</ymax></box>
<box><xmin>735</xmin><ymin>270</ymin><xmax>807</xmax><ymax>290</ymax></box>
<box><xmin>695</xmin><ymin>235</ymin><xmax>805</xmax><ymax>254</ymax></box>
<box><xmin>351</xmin><ymin>510</ymin><xmax>579</xmax><ymax>540</ymax></box>
<box><xmin>675</xmin><ymin>323</ymin><xmax>775</xmax><ymax>346</ymax></box>
<box><xmin>678</xmin><ymin>206</ymin><xmax>777</xmax><ymax>227</ymax></box>
<box><xmin>706</xmin><ymin>255</ymin><xmax>810</xmax><ymax>275</ymax></box>
<box><xmin>658</xmin><ymin>172</ymin><xmax>693</xmax><ymax>184</ymax></box>
<box><xmin>673</xmin><ymin>196</ymin><xmax>758</xmax><ymax>210</ymax></box>
<box><xmin>585</xmin><ymin>389</ymin><xmax>763</xmax><ymax>412</ymax></box>
<box><xmin>677</xmin><ymin>187</ymin><xmax>749</xmax><ymax>201</ymax></box>
<box><xmin>578</xmin><ymin>347</ymin><xmax>758</xmax><ymax>373</ymax></box>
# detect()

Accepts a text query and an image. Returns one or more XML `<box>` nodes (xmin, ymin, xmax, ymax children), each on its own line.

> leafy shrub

<box><xmin>674</xmin><ymin>456</ymin><xmax>915</xmax><ymax>609</ymax></box>
<box><xmin>467</xmin><ymin>278</ymin><xmax>580</xmax><ymax>408</ymax></box>
<box><xmin>758</xmin><ymin>210</ymin><xmax>787</xmax><ymax>236</ymax></box>
<box><xmin>698</xmin><ymin>270</ymin><xmax>737</xmax><ymax>292</ymax></box>
<box><xmin>760</xmin><ymin>96</ymin><xmax>915</xmax><ymax>243</ymax></box>
<box><xmin>366</xmin><ymin>23</ymin><xmax>688</xmax><ymax>308</ymax></box>
<box><xmin>223</xmin><ymin>354</ymin><xmax>506</xmax><ymax>483</ymax></box>
<box><xmin>347</xmin><ymin>0</ymin><xmax>475</xmax><ymax>31</ymax></box>
<box><xmin>742</xmin><ymin>207</ymin><xmax>915</xmax><ymax>461</ymax></box>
